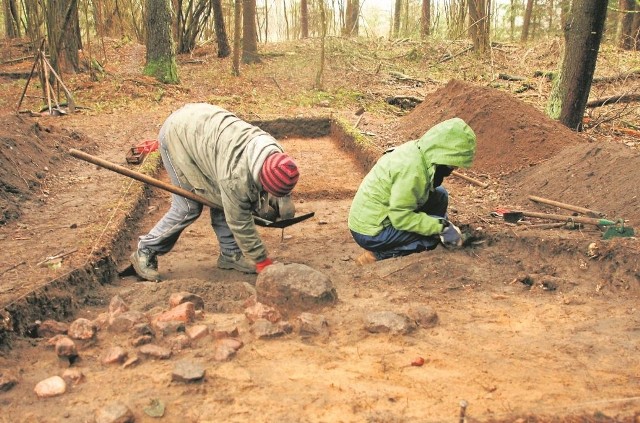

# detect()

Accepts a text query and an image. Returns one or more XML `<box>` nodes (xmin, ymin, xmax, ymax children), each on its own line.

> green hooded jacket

<box><xmin>348</xmin><ymin>118</ymin><xmax>477</xmax><ymax>237</ymax></box>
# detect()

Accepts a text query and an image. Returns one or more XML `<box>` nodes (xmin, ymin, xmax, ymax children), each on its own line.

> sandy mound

<box><xmin>507</xmin><ymin>141</ymin><xmax>640</xmax><ymax>223</ymax></box>
<box><xmin>394</xmin><ymin>79</ymin><xmax>640</xmax><ymax>224</ymax></box>
<box><xmin>395</xmin><ymin>79</ymin><xmax>585</xmax><ymax>176</ymax></box>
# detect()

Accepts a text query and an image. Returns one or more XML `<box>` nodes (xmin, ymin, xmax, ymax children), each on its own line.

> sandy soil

<box><xmin>1</xmin><ymin>38</ymin><xmax>639</xmax><ymax>422</ymax></box>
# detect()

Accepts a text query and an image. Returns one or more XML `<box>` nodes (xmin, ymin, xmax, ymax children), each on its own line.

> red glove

<box><xmin>256</xmin><ymin>258</ymin><xmax>273</xmax><ymax>273</ymax></box>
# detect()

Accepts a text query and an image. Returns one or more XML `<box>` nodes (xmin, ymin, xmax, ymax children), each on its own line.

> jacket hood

<box><xmin>415</xmin><ymin>118</ymin><xmax>476</xmax><ymax>169</ymax></box>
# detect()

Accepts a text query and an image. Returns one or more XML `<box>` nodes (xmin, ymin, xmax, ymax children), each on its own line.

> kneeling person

<box><xmin>348</xmin><ymin>118</ymin><xmax>476</xmax><ymax>265</ymax></box>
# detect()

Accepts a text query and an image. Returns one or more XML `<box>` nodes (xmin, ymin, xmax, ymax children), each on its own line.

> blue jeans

<box><xmin>351</xmin><ymin>186</ymin><xmax>448</xmax><ymax>260</ymax></box>
<box><xmin>137</xmin><ymin>125</ymin><xmax>240</xmax><ymax>256</ymax></box>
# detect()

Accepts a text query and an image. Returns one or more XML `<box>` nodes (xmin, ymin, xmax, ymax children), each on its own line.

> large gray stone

<box><xmin>256</xmin><ymin>263</ymin><xmax>337</xmax><ymax>317</ymax></box>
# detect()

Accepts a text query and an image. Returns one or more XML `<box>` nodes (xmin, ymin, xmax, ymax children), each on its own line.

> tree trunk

<box><xmin>212</xmin><ymin>0</ymin><xmax>231</xmax><ymax>57</ymax></box>
<box><xmin>420</xmin><ymin>0</ymin><xmax>430</xmax><ymax>38</ymax></box>
<box><xmin>634</xmin><ymin>8</ymin><xmax>640</xmax><ymax>50</ymax></box>
<box><xmin>263</xmin><ymin>0</ymin><xmax>268</xmax><ymax>43</ymax></box>
<box><xmin>46</xmin><ymin>0</ymin><xmax>81</xmax><ymax>74</ymax></box>
<box><xmin>282</xmin><ymin>0</ymin><xmax>289</xmax><ymax>40</ymax></box>
<box><xmin>343</xmin><ymin>0</ymin><xmax>359</xmax><ymax>36</ymax></box>
<box><xmin>4</xmin><ymin>0</ymin><xmax>22</xmax><ymax>38</ymax></box>
<box><xmin>468</xmin><ymin>0</ymin><xmax>490</xmax><ymax>54</ymax></box>
<box><xmin>300</xmin><ymin>0</ymin><xmax>308</xmax><ymax>38</ymax></box>
<box><xmin>242</xmin><ymin>0</ymin><xmax>260</xmax><ymax>63</ymax></box>
<box><xmin>315</xmin><ymin>0</ymin><xmax>327</xmax><ymax>90</ymax></box>
<box><xmin>232</xmin><ymin>0</ymin><xmax>241</xmax><ymax>75</ymax></box>
<box><xmin>393</xmin><ymin>0</ymin><xmax>401</xmax><ymax>38</ymax></box>
<box><xmin>144</xmin><ymin>0</ymin><xmax>179</xmax><ymax>84</ymax></box>
<box><xmin>546</xmin><ymin>0</ymin><xmax>607</xmax><ymax>131</ymax></box>
<box><xmin>521</xmin><ymin>0</ymin><xmax>534</xmax><ymax>42</ymax></box>
<box><xmin>619</xmin><ymin>0</ymin><xmax>635</xmax><ymax>50</ymax></box>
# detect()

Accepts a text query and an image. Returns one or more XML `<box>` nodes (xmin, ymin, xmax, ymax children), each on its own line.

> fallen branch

<box><xmin>0</xmin><ymin>261</ymin><xmax>26</xmax><ymax>276</ymax></box>
<box><xmin>586</xmin><ymin>94</ymin><xmax>640</xmax><ymax>108</ymax></box>
<box><xmin>36</xmin><ymin>248</ymin><xmax>78</xmax><ymax>267</ymax></box>
<box><xmin>388</xmin><ymin>71</ymin><xmax>425</xmax><ymax>84</ymax></box>
<box><xmin>498</xmin><ymin>73</ymin><xmax>526</xmax><ymax>81</ymax></box>
<box><xmin>592</xmin><ymin>69</ymin><xmax>640</xmax><ymax>83</ymax></box>
<box><xmin>432</xmin><ymin>46</ymin><xmax>473</xmax><ymax>66</ymax></box>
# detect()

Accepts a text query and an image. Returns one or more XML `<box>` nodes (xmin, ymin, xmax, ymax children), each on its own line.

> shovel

<box><xmin>503</xmin><ymin>210</ymin><xmax>634</xmax><ymax>239</ymax></box>
<box><xmin>69</xmin><ymin>148</ymin><xmax>314</xmax><ymax>229</ymax></box>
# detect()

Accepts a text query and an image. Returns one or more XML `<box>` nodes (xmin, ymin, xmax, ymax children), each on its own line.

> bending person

<box><xmin>130</xmin><ymin>103</ymin><xmax>299</xmax><ymax>281</ymax></box>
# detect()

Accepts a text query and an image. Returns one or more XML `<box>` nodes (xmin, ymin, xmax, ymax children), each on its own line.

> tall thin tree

<box><xmin>232</xmin><ymin>0</ymin><xmax>241</xmax><ymax>75</ymax></box>
<box><xmin>212</xmin><ymin>0</ymin><xmax>231</xmax><ymax>57</ymax></box>
<box><xmin>521</xmin><ymin>0</ymin><xmax>534</xmax><ymax>41</ymax></box>
<box><xmin>300</xmin><ymin>0</ymin><xmax>309</xmax><ymax>38</ymax></box>
<box><xmin>420</xmin><ymin>0</ymin><xmax>431</xmax><ymax>38</ymax></box>
<box><xmin>242</xmin><ymin>0</ymin><xmax>260</xmax><ymax>63</ymax></box>
<box><xmin>546</xmin><ymin>0</ymin><xmax>607</xmax><ymax>130</ymax></box>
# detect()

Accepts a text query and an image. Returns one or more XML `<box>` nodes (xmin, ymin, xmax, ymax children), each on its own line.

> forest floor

<box><xmin>0</xmin><ymin>37</ymin><xmax>639</xmax><ymax>422</ymax></box>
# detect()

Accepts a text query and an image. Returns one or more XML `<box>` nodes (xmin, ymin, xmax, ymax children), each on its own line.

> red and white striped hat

<box><xmin>259</xmin><ymin>153</ymin><xmax>299</xmax><ymax>197</ymax></box>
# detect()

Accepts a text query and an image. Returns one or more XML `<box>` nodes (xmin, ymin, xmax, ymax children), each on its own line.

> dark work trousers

<box><xmin>350</xmin><ymin>186</ymin><xmax>448</xmax><ymax>260</ymax></box>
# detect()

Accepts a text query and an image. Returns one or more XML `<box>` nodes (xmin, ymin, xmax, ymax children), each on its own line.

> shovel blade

<box><xmin>253</xmin><ymin>212</ymin><xmax>315</xmax><ymax>228</ymax></box>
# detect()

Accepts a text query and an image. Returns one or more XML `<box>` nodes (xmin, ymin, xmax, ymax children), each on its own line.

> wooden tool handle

<box><xmin>528</xmin><ymin>195</ymin><xmax>603</xmax><ymax>217</ymax></box>
<box><xmin>451</xmin><ymin>170</ymin><xmax>489</xmax><ymax>189</ymax></box>
<box><xmin>69</xmin><ymin>148</ymin><xmax>221</xmax><ymax>210</ymax></box>
<box><xmin>521</xmin><ymin>210</ymin><xmax>614</xmax><ymax>226</ymax></box>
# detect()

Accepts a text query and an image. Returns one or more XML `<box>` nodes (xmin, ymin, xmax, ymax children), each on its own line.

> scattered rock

<box><xmin>143</xmin><ymin>398</ymin><xmax>165</xmax><ymax>418</ymax></box>
<box><xmin>172</xmin><ymin>360</ymin><xmax>205</xmax><ymax>383</ymax></box>
<box><xmin>95</xmin><ymin>402</ymin><xmax>135</xmax><ymax>423</ymax></box>
<box><xmin>108</xmin><ymin>295</ymin><xmax>129</xmax><ymax>317</ymax></box>
<box><xmin>212</xmin><ymin>326</ymin><xmax>239</xmax><ymax>339</ymax></box>
<box><xmin>34</xmin><ymin>376</ymin><xmax>66</xmax><ymax>398</ymax></box>
<box><xmin>186</xmin><ymin>324</ymin><xmax>209</xmax><ymax>341</ymax></box>
<box><xmin>109</xmin><ymin>311</ymin><xmax>147</xmax><ymax>333</ymax></box>
<box><xmin>61</xmin><ymin>368</ymin><xmax>84</xmax><ymax>385</ymax></box>
<box><xmin>133</xmin><ymin>323</ymin><xmax>155</xmax><ymax>337</ymax></box>
<box><xmin>102</xmin><ymin>346</ymin><xmax>128</xmax><ymax>365</ymax></box>
<box><xmin>139</xmin><ymin>344</ymin><xmax>172</xmax><ymax>360</ymax></box>
<box><xmin>297</xmin><ymin>312</ymin><xmax>329</xmax><ymax>336</ymax></box>
<box><xmin>168</xmin><ymin>334</ymin><xmax>191</xmax><ymax>351</ymax></box>
<box><xmin>256</xmin><ymin>263</ymin><xmax>338</xmax><ymax>317</ymax></box>
<box><xmin>364</xmin><ymin>311</ymin><xmax>416</xmax><ymax>335</ymax></box>
<box><xmin>122</xmin><ymin>355</ymin><xmax>140</xmax><ymax>369</ymax></box>
<box><xmin>0</xmin><ymin>372</ymin><xmax>18</xmax><ymax>392</ymax></box>
<box><xmin>131</xmin><ymin>335</ymin><xmax>154</xmax><ymax>347</ymax></box>
<box><xmin>406</xmin><ymin>305</ymin><xmax>439</xmax><ymax>328</ymax></box>
<box><xmin>54</xmin><ymin>336</ymin><xmax>78</xmax><ymax>360</ymax></box>
<box><xmin>93</xmin><ymin>313</ymin><xmax>110</xmax><ymax>330</ymax></box>
<box><xmin>216</xmin><ymin>337</ymin><xmax>244</xmax><ymax>351</ymax></box>
<box><xmin>212</xmin><ymin>338</ymin><xmax>244</xmax><ymax>362</ymax></box>
<box><xmin>250</xmin><ymin>319</ymin><xmax>292</xmax><ymax>339</ymax></box>
<box><xmin>169</xmin><ymin>292</ymin><xmax>205</xmax><ymax>310</ymax></box>
<box><xmin>153</xmin><ymin>320</ymin><xmax>186</xmax><ymax>336</ymax></box>
<box><xmin>154</xmin><ymin>302</ymin><xmax>196</xmax><ymax>324</ymax></box>
<box><xmin>36</xmin><ymin>320</ymin><xmax>68</xmax><ymax>338</ymax></box>
<box><xmin>244</xmin><ymin>301</ymin><xmax>282</xmax><ymax>324</ymax></box>
<box><xmin>68</xmin><ymin>318</ymin><xmax>97</xmax><ymax>340</ymax></box>
<box><xmin>46</xmin><ymin>334</ymin><xmax>68</xmax><ymax>347</ymax></box>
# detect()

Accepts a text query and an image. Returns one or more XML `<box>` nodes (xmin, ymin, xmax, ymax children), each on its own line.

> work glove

<box><xmin>439</xmin><ymin>220</ymin><xmax>463</xmax><ymax>248</ymax></box>
<box><xmin>256</xmin><ymin>257</ymin><xmax>274</xmax><ymax>273</ymax></box>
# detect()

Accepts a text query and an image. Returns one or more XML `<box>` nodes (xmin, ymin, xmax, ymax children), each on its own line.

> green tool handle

<box><xmin>520</xmin><ymin>211</ymin><xmax>616</xmax><ymax>226</ymax></box>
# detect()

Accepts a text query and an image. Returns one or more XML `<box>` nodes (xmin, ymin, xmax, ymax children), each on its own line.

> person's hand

<box><xmin>256</xmin><ymin>258</ymin><xmax>274</xmax><ymax>273</ymax></box>
<box><xmin>440</xmin><ymin>221</ymin><xmax>463</xmax><ymax>248</ymax></box>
